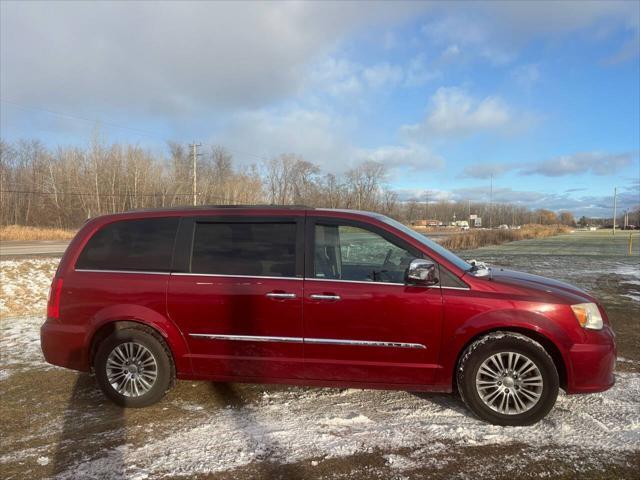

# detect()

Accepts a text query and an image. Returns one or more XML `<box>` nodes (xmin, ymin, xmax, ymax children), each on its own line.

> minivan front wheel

<box><xmin>457</xmin><ymin>332</ymin><xmax>559</xmax><ymax>426</ymax></box>
<box><xmin>94</xmin><ymin>326</ymin><xmax>175</xmax><ymax>407</ymax></box>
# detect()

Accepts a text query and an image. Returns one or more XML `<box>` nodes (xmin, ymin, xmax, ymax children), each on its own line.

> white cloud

<box><xmin>421</xmin><ymin>1</ymin><xmax>639</xmax><ymax>65</ymax></box>
<box><xmin>217</xmin><ymin>107</ymin><xmax>445</xmax><ymax>175</ymax></box>
<box><xmin>511</xmin><ymin>63</ymin><xmax>541</xmax><ymax>90</ymax></box>
<box><xmin>441</xmin><ymin>44</ymin><xmax>461</xmax><ymax>61</ymax></box>
<box><xmin>459</xmin><ymin>163</ymin><xmax>517</xmax><ymax>179</ymax></box>
<box><xmin>521</xmin><ymin>151</ymin><xmax>637</xmax><ymax>177</ymax></box>
<box><xmin>421</xmin><ymin>15</ymin><xmax>516</xmax><ymax>65</ymax></box>
<box><xmin>218</xmin><ymin>108</ymin><xmax>353</xmax><ymax>169</ymax></box>
<box><xmin>311</xmin><ymin>57</ymin><xmax>363</xmax><ymax>96</ymax></box>
<box><xmin>401</xmin><ymin>87</ymin><xmax>521</xmax><ymax>140</ymax></box>
<box><xmin>362</xmin><ymin>63</ymin><xmax>404</xmax><ymax>89</ymax></box>
<box><xmin>354</xmin><ymin>144</ymin><xmax>444</xmax><ymax>171</ymax></box>
<box><xmin>458</xmin><ymin>151</ymin><xmax>636</xmax><ymax>179</ymax></box>
<box><xmin>404</xmin><ymin>55</ymin><xmax>441</xmax><ymax>87</ymax></box>
<box><xmin>0</xmin><ymin>1</ymin><xmax>425</xmax><ymax>116</ymax></box>
<box><xmin>310</xmin><ymin>54</ymin><xmax>438</xmax><ymax>97</ymax></box>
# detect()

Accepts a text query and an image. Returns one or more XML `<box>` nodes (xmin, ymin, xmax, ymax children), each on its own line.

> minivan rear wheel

<box><xmin>94</xmin><ymin>326</ymin><xmax>175</xmax><ymax>407</ymax></box>
<box><xmin>457</xmin><ymin>332</ymin><xmax>559</xmax><ymax>426</ymax></box>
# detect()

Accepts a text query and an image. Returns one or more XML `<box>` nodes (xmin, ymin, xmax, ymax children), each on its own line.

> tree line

<box><xmin>1</xmin><ymin>138</ymin><xmax>580</xmax><ymax>229</ymax></box>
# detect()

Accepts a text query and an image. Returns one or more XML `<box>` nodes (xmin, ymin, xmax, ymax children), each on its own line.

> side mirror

<box><xmin>405</xmin><ymin>259</ymin><xmax>438</xmax><ymax>286</ymax></box>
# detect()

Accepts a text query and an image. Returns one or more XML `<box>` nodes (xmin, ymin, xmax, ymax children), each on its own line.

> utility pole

<box><xmin>424</xmin><ymin>190</ymin><xmax>429</xmax><ymax>222</ymax></box>
<box><xmin>489</xmin><ymin>173</ymin><xmax>493</xmax><ymax>229</ymax></box>
<box><xmin>624</xmin><ymin>210</ymin><xmax>628</xmax><ymax>230</ymax></box>
<box><xmin>613</xmin><ymin>187</ymin><xmax>617</xmax><ymax>236</ymax></box>
<box><xmin>189</xmin><ymin>142</ymin><xmax>202</xmax><ymax>206</ymax></box>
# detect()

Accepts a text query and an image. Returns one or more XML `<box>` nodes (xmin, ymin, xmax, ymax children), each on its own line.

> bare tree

<box><xmin>0</xmin><ymin>137</ymin><xmax>597</xmax><ymax>229</ymax></box>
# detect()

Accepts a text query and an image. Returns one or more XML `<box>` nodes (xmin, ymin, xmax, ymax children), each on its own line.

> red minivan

<box><xmin>41</xmin><ymin>206</ymin><xmax>616</xmax><ymax>425</ymax></box>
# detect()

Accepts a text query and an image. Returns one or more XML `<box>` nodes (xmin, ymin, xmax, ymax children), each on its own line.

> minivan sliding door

<box><xmin>167</xmin><ymin>215</ymin><xmax>305</xmax><ymax>380</ymax></box>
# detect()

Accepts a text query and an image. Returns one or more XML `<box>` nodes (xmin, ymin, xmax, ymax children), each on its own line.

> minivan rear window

<box><xmin>76</xmin><ymin>217</ymin><xmax>179</xmax><ymax>272</ymax></box>
<box><xmin>191</xmin><ymin>222</ymin><xmax>297</xmax><ymax>277</ymax></box>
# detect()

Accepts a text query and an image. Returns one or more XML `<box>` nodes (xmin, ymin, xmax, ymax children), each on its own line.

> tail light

<box><xmin>47</xmin><ymin>277</ymin><xmax>64</xmax><ymax>320</ymax></box>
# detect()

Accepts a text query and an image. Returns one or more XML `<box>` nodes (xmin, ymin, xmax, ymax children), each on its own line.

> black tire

<box><xmin>94</xmin><ymin>325</ymin><xmax>175</xmax><ymax>407</ymax></box>
<box><xmin>456</xmin><ymin>332</ymin><xmax>559</xmax><ymax>426</ymax></box>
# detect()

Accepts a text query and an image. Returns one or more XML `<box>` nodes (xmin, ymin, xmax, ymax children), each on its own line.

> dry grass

<box><xmin>0</xmin><ymin>225</ymin><xmax>76</xmax><ymax>241</ymax></box>
<box><xmin>440</xmin><ymin>224</ymin><xmax>572</xmax><ymax>251</ymax></box>
<box><xmin>0</xmin><ymin>258</ymin><xmax>60</xmax><ymax>317</ymax></box>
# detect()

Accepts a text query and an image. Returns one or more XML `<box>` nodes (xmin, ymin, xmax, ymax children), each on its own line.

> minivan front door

<box><xmin>303</xmin><ymin>218</ymin><xmax>443</xmax><ymax>385</ymax></box>
<box><xmin>167</xmin><ymin>216</ymin><xmax>305</xmax><ymax>380</ymax></box>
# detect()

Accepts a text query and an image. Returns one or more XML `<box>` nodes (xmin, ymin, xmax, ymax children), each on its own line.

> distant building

<box><xmin>412</xmin><ymin>219</ymin><xmax>443</xmax><ymax>227</ymax></box>
<box><xmin>451</xmin><ymin>220</ymin><xmax>470</xmax><ymax>229</ymax></box>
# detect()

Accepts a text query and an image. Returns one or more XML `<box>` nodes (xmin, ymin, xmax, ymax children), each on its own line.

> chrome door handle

<box><xmin>309</xmin><ymin>294</ymin><xmax>341</xmax><ymax>301</ymax></box>
<box><xmin>266</xmin><ymin>292</ymin><xmax>297</xmax><ymax>299</ymax></box>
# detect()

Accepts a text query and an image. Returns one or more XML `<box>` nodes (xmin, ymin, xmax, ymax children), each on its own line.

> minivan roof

<box><xmin>129</xmin><ymin>204</ymin><xmax>314</xmax><ymax>213</ymax></box>
<box><xmin>87</xmin><ymin>206</ymin><xmax>387</xmax><ymax>224</ymax></box>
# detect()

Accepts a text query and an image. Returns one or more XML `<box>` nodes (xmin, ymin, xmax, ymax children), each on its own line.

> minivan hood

<box><xmin>485</xmin><ymin>268</ymin><xmax>594</xmax><ymax>304</ymax></box>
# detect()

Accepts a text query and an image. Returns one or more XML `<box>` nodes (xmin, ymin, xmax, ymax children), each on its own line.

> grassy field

<box><xmin>0</xmin><ymin>230</ymin><xmax>638</xmax><ymax>479</ymax></box>
<box><xmin>457</xmin><ymin>230</ymin><xmax>640</xmax><ymax>364</ymax></box>
<box><xmin>438</xmin><ymin>224</ymin><xmax>572</xmax><ymax>250</ymax></box>
<box><xmin>0</xmin><ymin>225</ymin><xmax>76</xmax><ymax>241</ymax></box>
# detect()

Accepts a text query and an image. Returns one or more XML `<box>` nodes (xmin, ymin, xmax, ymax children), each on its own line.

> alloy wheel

<box><xmin>475</xmin><ymin>351</ymin><xmax>544</xmax><ymax>415</ymax></box>
<box><xmin>106</xmin><ymin>342</ymin><xmax>158</xmax><ymax>397</ymax></box>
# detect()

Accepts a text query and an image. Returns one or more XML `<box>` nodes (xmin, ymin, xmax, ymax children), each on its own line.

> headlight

<box><xmin>571</xmin><ymin>303</ymin><xmax>603</xmax><ymax>330</ymax></box>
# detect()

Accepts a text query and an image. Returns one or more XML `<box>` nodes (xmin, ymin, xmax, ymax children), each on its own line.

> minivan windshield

<box><xmin>375</xmin><ymin>215</ymin><xmax>472</xmax><ymax>273</ymax></box>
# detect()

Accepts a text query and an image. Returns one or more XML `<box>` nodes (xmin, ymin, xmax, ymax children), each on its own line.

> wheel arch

<box><xmin>88</xmin><ymin>319</ymin><xmax>190</xmax><ymax>375</ymax></box>
<box><xmin>452</xmin><ymin>327</ymin><xmax>568</xmax><ymax>391</ymax></box>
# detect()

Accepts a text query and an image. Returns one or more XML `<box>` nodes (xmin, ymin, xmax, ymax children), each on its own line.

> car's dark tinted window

<box><xmin>192</xmin><ymin>222</ymin><xmax>297</xmax><ymax>277</ymax></box>
<box><xmin>76</xmin><ymin>217</ymin><xmax>179</xmax><ymax>272</ymax></box>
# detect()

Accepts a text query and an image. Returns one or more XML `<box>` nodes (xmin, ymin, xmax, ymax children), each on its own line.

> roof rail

<box><xmin>128</xmin><ymin>204</ymin><xmax>313</xmax><ymax>213</ymax></box>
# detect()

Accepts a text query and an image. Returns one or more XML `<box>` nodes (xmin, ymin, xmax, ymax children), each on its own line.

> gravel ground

<box><xmin>0</xmin><ymin>231</ymin><xmax>638</xmax><ymax>479</ymax></box>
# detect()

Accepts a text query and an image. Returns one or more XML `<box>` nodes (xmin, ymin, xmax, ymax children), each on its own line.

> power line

<box><xmin>1</xmin><ymin>98</ymin><xmax>272</xmax><ymax>163</ymax></box>
<box><xmin>0</xmin><ymin>98</ymin><xmax>166</xmax><ymax>140</ymax></box>
<box><xmin>0</xmin><ymin>189</ymin><xmax>227</xmax><ymax>199</ymax></box>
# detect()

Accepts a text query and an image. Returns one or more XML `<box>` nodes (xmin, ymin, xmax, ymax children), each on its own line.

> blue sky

<box><xmin>1</xmin><ymin>1</ymin><xmax>638</xmax><ymax>217</ymax></box>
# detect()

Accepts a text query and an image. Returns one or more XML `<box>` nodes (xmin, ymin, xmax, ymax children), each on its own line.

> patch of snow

<box><xmin>320</xmin><ymin>413</ymin><xmax>372</xmax><ymax>427</ymax></box>
<box><xmin>384</xmin><ymin>453</ymin><xmax>420</xmax><ymax>471</ymax></box>
<box><xmin>0</xmin><ymin>315</ymin><xmax>52</xmax><ymax>373</ymax></box>
<box><xmin>622</xmin><ymin>294</ymin><xmax>640</xmax><ymax>302</ymax></box>
<box><xmin>615</xmin><ymin>264</ymin><xmax>640</xmax><ymax>279</ymax></box>
<box><xmin>617</xmin><ymin>357</ymin><xmax>638</xmax><ymax>364</ymax></box>
<box><xmin>37</xmin><ymin>456</ymin><xmax>50</xmax><ymax>466</ymax></box>
<box><xmin>53</xmin><ymin>370</ymin><xmax>640</xmax><ymax>479</ymax></box>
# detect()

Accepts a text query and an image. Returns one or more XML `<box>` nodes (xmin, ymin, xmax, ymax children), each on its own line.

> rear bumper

<box><xmin>40</xmin><ymin>320</ymin><xmax>90</xmax><ymax>372</ymax></box>
<box><xmin>566</xmin><ymin>327</ymin><xmax>616</xmax><ymax>394</ymax></box>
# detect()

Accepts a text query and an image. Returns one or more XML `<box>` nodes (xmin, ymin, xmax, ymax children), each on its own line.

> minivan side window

<box><xmin>191</xmin><ymin>222</ymin><xmax>297</xmax><ymax>277</ymax></box>
<box><xmin>76</xmin><ymin>217</ymin><xmax>179</xmax><ymax>272</ymax></box>
<box><xmin>314</xmin><ymin>224</ymin><xmax>415</xmax><ymax>284</ymax></box>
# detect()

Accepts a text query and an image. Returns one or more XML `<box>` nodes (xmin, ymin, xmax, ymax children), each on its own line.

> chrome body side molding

<box><xmin>189</xmin><ymin>333</ymin><xmax>302</xmax><ymax>343</ymax></box>
<box><xmin>189</xmin><ymin>333</ymin><xmax>426</xmax><ymax>349</ymax></box>
<box><xmin>304</xmin><ymin>337</ymin><xmax>426</xmax><ymax>349</ymax></box>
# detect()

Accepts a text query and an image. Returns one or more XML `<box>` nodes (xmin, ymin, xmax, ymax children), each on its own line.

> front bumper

<box><xmin>566</xmin><ymin>325</ymin><xmax>616</xmax><ymax>394</ymax></box>
<box><xmin>40</xmin><ymin>320</ymin><xmax>90</xmax><ymax>372</ymax></box>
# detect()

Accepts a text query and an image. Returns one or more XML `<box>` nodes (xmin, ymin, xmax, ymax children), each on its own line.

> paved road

<box><xmin>0</xmin><ymin>240</ymin><xmax>70</xmax><ymax>257</ymax></box>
